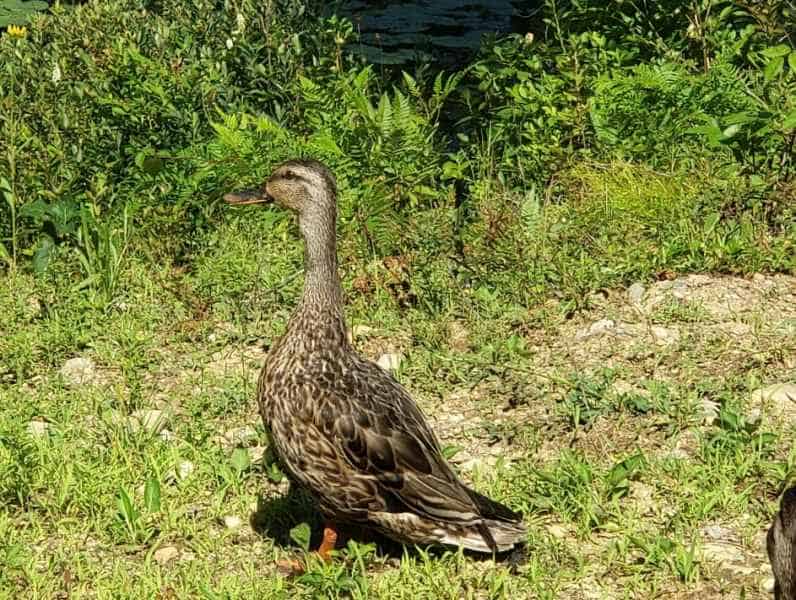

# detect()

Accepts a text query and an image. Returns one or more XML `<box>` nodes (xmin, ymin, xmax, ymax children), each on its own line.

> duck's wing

<box><xmin>309</xmin><ymin>358</ymin><xmax>519</xmax><ymax>530</ymax></box>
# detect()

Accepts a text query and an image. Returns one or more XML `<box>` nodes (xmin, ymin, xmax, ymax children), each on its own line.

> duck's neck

<box><xmin>293</xmin><ymin>198</ymin><xmax>346</xmax><ymax>341</ymax></box>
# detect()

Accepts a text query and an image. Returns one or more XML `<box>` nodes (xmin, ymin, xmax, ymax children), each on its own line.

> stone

<box><xmin>627</xmin><ymin>282</ymin><xmax>645</xmax><ymax>304</ymax></box>
<box><xmin>177</xmin><ymin>461</ymin><xmax>194</xmax><ymax>481</ymax></box>
<box><xmin>752</xmin><ymin>383</ymin><xmax>796</xmax><ymax>406</ymax></box>
<box><xmin>59</xmin><ymin>357</ymin><xmax>97</xmax><ymax>387</ymax></box>
<box><xmin>222</xmin><ymin>515</ymin><xmax>242</xmax><ymax>530</ymax></box>
<box><xmin>247</xmin><ymin>445</ymin><xmax>266</xmax><ymax>463</ymax></box>
<box><xmin>352</xmin><ymin>324</ymin><xmax>375</xmax><ymax>338</ymax></box>
<box><xmin>650</xmin><ymin>325</ymin><xmax>679</xmax><ymax>345</ymax></box>
<box><xmin>377</xmin><ymin>353</ymin><xmax>403</xmax><ymax>372</ymax></box>
<box><xmin>223</xmin><ymin>426</ymin><xmax>258</xmax><ymax>446</ymax></box>
<box><xmin>27</xmin><ymin>420</ymin><xmax>49</xmax><ymax>437</ymax></box>
<box><xmin>761</xmin><ymin>576</ymin><xmax>776</xmax><ymax>594</ymax></box>
<box><xmin>447</xmin><ymin>320</ymin><xmax>470</xmax><ymax>352</ymax></box>
<box><xmin>628</xmin><ymin>482</ymin><xmax>655</xmax><ymax>515</ymax></box>
<box><xmin>751</xmin><ymin>383</ymin><xmax>796</xmax><ymax>422</ymax></box>
<box><xmin>131</xmin><ymin>410</ymin><xmax>169</xmax><ymax>434</ymax></box>
<box><xmin>702</xmin><ymin>524</ymin><xmax>738</xmax><ymax>542</ymax></box>
<box><xmin>154</xmin><ymin>546</ymin><xmax>179</xmax><ymax>565</ymax></box>
<box><xmin>545</xmin><ymin>523</ymin><xmax>569</xmax><ymax>539</ymax></box>
<box><xmin>576</xmin><ymin>319</ymin><xmax>616</xmax><ymax>340</ymax></box>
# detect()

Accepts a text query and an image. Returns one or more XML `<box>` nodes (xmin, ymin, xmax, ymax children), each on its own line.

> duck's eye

<box><xmin>283</xmin><ymin>170</ymin><xmax>299</xmax><ymax>180</ymax></box>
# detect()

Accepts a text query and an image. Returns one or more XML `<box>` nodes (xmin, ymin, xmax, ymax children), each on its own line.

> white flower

<box><xmin>51</xmin><ymin>63</ymin><xmax>62</xmax><ymax>84</ymax></box>
<box><xmin>226</xmin><ymin>37</ymin><xmax>234</xmax><ymax>50</ymax></box>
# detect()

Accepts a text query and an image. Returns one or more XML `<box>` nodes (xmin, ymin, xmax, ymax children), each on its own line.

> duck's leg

<box><xmin>276</xmin><ymin>521</ymin><xmax>339</xmax><ymax>576</ymax></box>
<box><xmin>317</xmin><ymin>522</ymin><xmax>339</xmax><ymax>561</ymax></box>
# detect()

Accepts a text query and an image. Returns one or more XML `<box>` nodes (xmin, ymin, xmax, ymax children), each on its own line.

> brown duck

<box><xmin>225</xmin><ymin>159</ymin><xmax>526</xmax><ymax>561</ymax></box>
<box><xmin>769</xmin><ymin>486</ymin><xmax>796</xmax><ymax>600</ymax></box>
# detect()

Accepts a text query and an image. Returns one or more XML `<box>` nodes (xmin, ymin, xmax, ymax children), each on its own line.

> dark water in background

<box><xmin>338</xmin><ymin>1</ymin><xmax>540</xmax><ymax>67</ymax></box>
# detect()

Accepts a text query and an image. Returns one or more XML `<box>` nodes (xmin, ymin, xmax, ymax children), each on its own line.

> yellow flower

<box><xmin>6</xmin><ymin>25</ymin><xmax>28</xmax><ymax>39</ymax></box>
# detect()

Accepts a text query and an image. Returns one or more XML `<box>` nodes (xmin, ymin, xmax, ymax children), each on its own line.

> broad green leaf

<box><xmin>784</xmin><ymin>109</ymin><xmax>796</xmax><ymax>130</ymax></box>
<box><xmin>230</xmin><ymin>448</ymin><xmax>251</xmax><ymax>474</ymax></box>
<box><xmin>289</xmin><ymin>522</ymin><xmax>312</xmax><ymax>551</ymax></box>
<box><xmin>765</xmin><ymin>56</ymin><xmax>784</xmax><ymax>81</ymax></box>
<box><xmin>32</xmin><ymin>235</ymin><xmax>54</xmax><ymax>274</ymax></box>
<box><xmin>761</xmin><ymin>44</ymin><xmax>792</xmax><ymax>58</ymax></box>
<box><xmin>441</xmin><ymin>444</ymin><xmax>463</xmax><ymax>460</ymax></box>
<box><xmin>144</xmin><ymin>477</ymin><xmax>161</xmax><ymax>512</ymax></box>
<box><xmin>117</xmin><ymin>487</ymin><xmax>139</xmax><ymax>526</ymax></box>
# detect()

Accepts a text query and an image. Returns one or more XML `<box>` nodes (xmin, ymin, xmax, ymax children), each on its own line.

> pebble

<box><xmin>27</xmin><ymin>420</ymin><xmax>50</xmax><ymax>437</ymax></box>
<box><xmin>222</xmin><ymin>515</ymin><xmax>243</xmax><ymax>530</ymax></box>
<box><xmin>752</xmin><ymin>383</ymin><xmax>796</xmax><ymax>406</ymax></box>
<box><xmin>545</xmin><ymin>523</ymin><xmax>569</xmax><ymax>539</ymax></box>
<box><xmin>177</xmin><ymin>461</ymin><xmax>194</xmax><ymax>481</ymax></box>
<box><xmin>377</xmin><ymin>353</ymin><xmax>403</xmax><ymax>372</ymax></box>
<box><xmin>352</xmin><ymin>324</ymin><xmax>375</xmax><ymax>338</ymax></box>
<box><xmin>761</xmin><ymin>576</ymin><xmax>776</xmax><ymax>593</ymax></box>
<box><xmin>223</xmin><ymin>426</ymin><xmax>258</xmax><ymax>446</ymax></box>
<box><xmin>154</xmin><ymin>546</ymin><xmax>179</xmax><ymax>565</ymax></box>
<box><xmin>627</xmin><ymin>282</ymin><xmax>645</xmax><ymax>304</ymax></box>
<box><xmin>247</xmin><ymin>446</ymin><xmax>266</xmax><ymax>463</ymax></box>
<box><xmin>59</xmin><ymin>357</ymin><xmax>97</xmax><ymax>387</ymax></box>
<box><xmin>651</xmin><ymin>325</ymin><xmax>679</xmax><ymax>344</ymax></box>
<box><xmin>576</xmin><ymin>319</ymin><xmax>616</xmax><ymax>339</ymax></box>
<box><xmin>447</xmin><ymin>320</ymin><xmax>470</xmax><ymax>352</ymax></box>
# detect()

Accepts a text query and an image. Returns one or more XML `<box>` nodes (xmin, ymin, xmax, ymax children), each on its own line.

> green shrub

<box><xmin>0</xmin><ymin>0</ymin><xmax>350</xmax><ymax>269</ymax></box>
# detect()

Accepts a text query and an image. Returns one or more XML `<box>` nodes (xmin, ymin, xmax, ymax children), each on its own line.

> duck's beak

<box><xmin>223</xmin><ymin>188</ymin><xmax>273</xmax><ymax>205</ymax></box>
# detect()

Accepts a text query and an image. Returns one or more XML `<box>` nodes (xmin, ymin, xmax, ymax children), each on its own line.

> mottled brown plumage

<box><xmin>225</xmin><ymin>159</ymin><xmax>526</xmax><ymax>553</ymax></box>
<box><xmin>769</xmin><ymin>487</ymin><xmax>796</xmax><ymax>600</ymax></box>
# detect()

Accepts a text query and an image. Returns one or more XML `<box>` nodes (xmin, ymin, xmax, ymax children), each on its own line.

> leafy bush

<box><xmin>0</xmin><ymin>0</ymin><xmax>351</xmax><ymax>269</ymax></box>
<box><xmin>0</xmin><ymin>0</ymin><xmax>793</xmax><ymax>313</ymax></box>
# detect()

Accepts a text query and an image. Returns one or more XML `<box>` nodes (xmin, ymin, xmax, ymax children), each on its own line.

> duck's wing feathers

<box><xmin>310</xmin><ymin>358</ymin><xmax>519</xmax><ymax>529</ymax></box>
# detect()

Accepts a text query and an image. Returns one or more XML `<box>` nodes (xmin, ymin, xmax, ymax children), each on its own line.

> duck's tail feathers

<box><xmin>438</xmin><ymin>518</ymin><xmax>526</xmax><ymax>553</ymax></box>
<box><xmin>439</xmin><ymin>485</ymin><xmax>526</xmax><ymax>553</ymax></box>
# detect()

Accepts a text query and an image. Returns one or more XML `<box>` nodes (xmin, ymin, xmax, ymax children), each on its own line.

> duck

<box><xmin>224</xmin><ymin>159</ymin><xmax>526</xmax><ymax>561</ymax></box>
<box><xmin>768</xmin><ymin>486</ymin><xmax>796</xmax><ymax>600</ymax></box>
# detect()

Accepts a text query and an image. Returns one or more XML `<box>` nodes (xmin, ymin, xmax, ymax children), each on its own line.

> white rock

<box><xmin>761</xmin><ymin>576</ymin><xmax>776</xmax><ymax>593</ymax></box>
<box><xmin>576</xmin><ymin>319</ymin><xmax>616</xmax><ymax>339</ymax></box>
<box><xmin>222</xmin><ymin>515</ymin><xmax>242</xmax><ymax>530</ymax></box>
<box><xmin>154</xmin><ymin>546</ymin><xmax>179</xmax><ymax>565</ymax></box>
<box><xmin>177</xmin><ymin>461</ymin><xmax>194</xmax><ymax>481</ymax></box>
<box><xmin>545</xmin><ymin>523</ymin><xmax>569</xmax><ymax>539</ymax></box>
<box><xmin>702</xmin><ymin>524</ymin><xmax>738</xmax><ymax>542</ymax></box>
<box><xmin>59</xmin><ymin>357</ymin><xmax>97</xmax><ymax>387</ymax></box>
<box><xmin>131</xmin><ymin>410</ymin><xmax>169</xmax><ymax>434</ymax></box>
<box><xmin>27</xmin><ymin>420</ymin><xmax>49</xmax><ymax>437</ymax></box>
<box><xmin>352</xmin><ymin>325</ymin><xmax>375</xmax><ymax>338</ymax></box>
<box><xmin>752</xmin><ymin>383</ymin><xmax>796</xmax><ymax>406</ymax></box>
<box><xmin>377</xmin><ymin>353</ymin><xmax>403</xmax><ymax>372</ymax></box>
<box><xmin>247</xmin><ymin>446</ymin><xmax>266</xmax><ymax>463</ymax></box>
<box><xmin>651</xmin><ymin>325</ymin><xmax>679</xmax><ymax>345</ymax></box>
<box><xmin>701</xmin><ymin>541</ymin><xmax>746</xmax><ymax>567</ymax></box>
<box><xmin>223</xmin><ymin>426</ymin><xmax>258</xmax><ymax>446</ymax></box>
<box><xmin>627</xmin><ymin>282</ymin><xmax>645</xmax><ymax>304</ymax></box>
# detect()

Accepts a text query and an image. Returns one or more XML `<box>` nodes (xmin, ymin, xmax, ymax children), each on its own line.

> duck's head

<box><xmin>224</xmin><ymin>159</ymin><xmax>337</xmax><ymax>217</ymax></box>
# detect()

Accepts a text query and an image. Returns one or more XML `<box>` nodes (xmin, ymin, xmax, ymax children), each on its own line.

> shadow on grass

<box><xmin>249</xmin><ymin>482</ymin><xmax>528</xmax><ymax>570</ymax></box>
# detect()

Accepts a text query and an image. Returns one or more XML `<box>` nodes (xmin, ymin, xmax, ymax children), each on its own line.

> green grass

<box><xmin>1</xmin><ymin>171</ymin><xmax>794</xmax><ymax>597</ymax></box>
